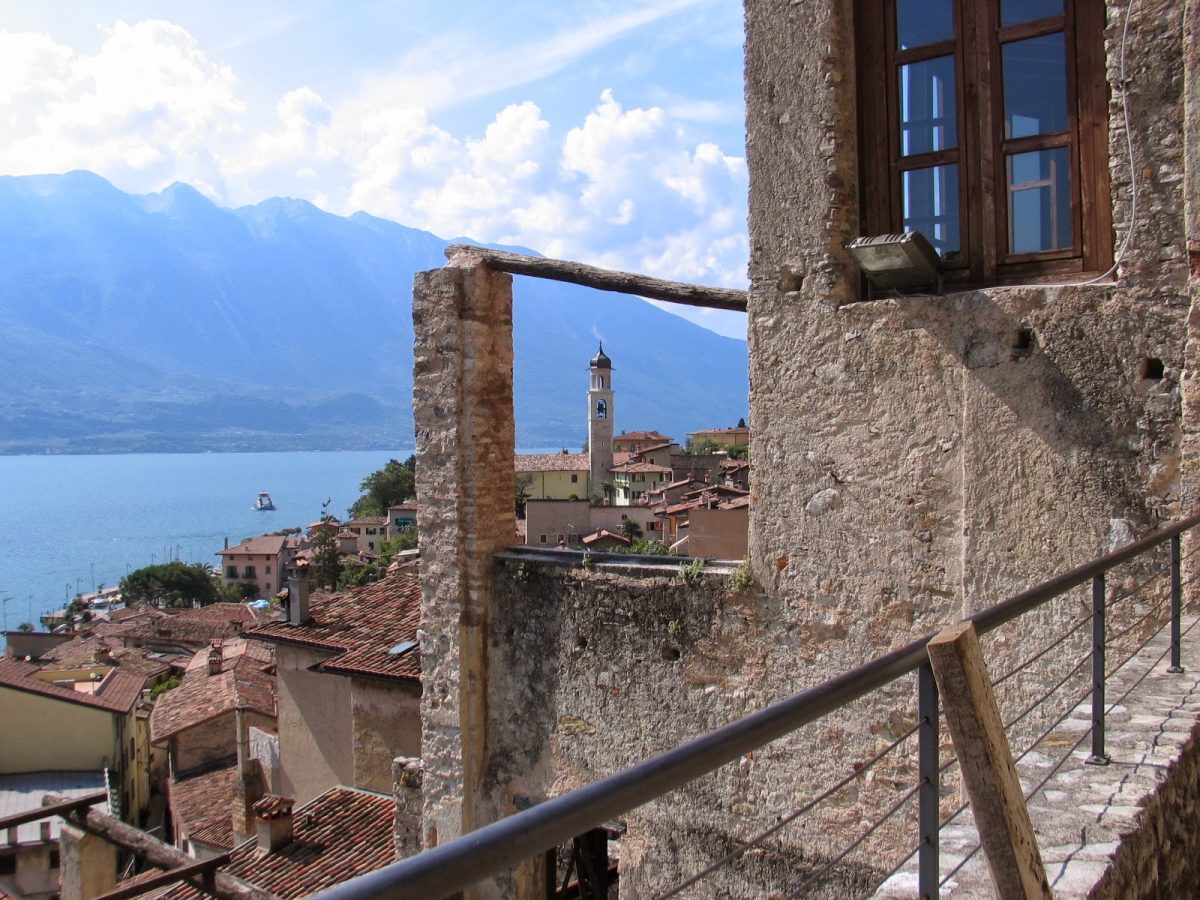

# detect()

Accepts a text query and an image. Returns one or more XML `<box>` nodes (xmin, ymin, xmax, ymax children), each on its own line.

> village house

<box><xmin>386</xmin><ymin>500</ymin><xmax>418</xmax><ymax>535</ymax></box>
<box><xmin>687</xmin><ymin>424</ymin><xmax>749</xmax><ymax>450</ymax></box>
<box><xmin>612</xmin><ymin>430</ymin><xmax>673</xmax><ymax>454</ymax></box>
<box><xmin>216</xmin><ymin>534</ymin><xmax>291</xmax><ymax>599</ymax></box>
<box><xmin>514</xmin><ymin>452</ymin><xmax>592</xmax><ymax>501</ymax></box>
<box><xmin>245</xmin><ymin>568</ymin><xmax>421</xmax><ymax>804</ymax></box>
<box><xmin>342</xmin><ymin>516</ymin><xmax>389</xmax><ymax>554</ymax></box>
<box><xmin>0</xmin><ymin>657</ymin><xmax>150</xmax><ymax>829</ymax></box>
<box><xmin>148</xmin><ymin>640</ymin><xmax>277</xmax><ymax>857</ymax></box>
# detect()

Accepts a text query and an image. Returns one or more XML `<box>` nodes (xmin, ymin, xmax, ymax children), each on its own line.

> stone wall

<box><xmin>351</xmin><ymin>679</ymin><xmax>421</xmax><ymax>794</ymax></box>
<box><xmin>275</xmin><ymin>644</ymin><xmax>354</xmax><ymax>804</ymax></box>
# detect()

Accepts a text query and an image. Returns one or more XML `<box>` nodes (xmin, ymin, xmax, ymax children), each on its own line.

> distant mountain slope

<box><xmin>0</xmin><ymin>172</ymin><xmax>747</xmax><ymax>453</ymax></box>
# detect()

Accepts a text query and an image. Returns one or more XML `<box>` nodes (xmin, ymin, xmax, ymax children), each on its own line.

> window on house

<box><xmin>226</xmin><ymin>566</ymin><xmax>237</xmax><ymax>579</ymax></box>
<box><xmin>265</xmin><ymin>566</ymin><xmax>271</xmax><ymax>575</ymax></box>
<box><xmin>540</xmin><ymin>534</ymin><xmax>548</xmax><ymax>543</ymax></box>
<box><xmin>855</xmin><ymin>0</ymin><xmax>1110</xmax><ymax>286</ymax></box>
<box><xmin>571</xmin><ymin>474</ymin><xmax>579</xmax><ymax>483</ymax></box>
<box><xmin>243</xmin><ymin>566</ymin><xmax>256</xmax><ymax>579</ymax></box>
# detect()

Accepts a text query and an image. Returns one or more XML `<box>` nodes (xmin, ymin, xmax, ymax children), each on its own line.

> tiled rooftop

<box><xmin>39</xmin><ymin>632</ymin><xmax>176</xmax><ymax>680</ymax></box>
<box><xmin>149</xmin><ymin>642</ymin><xmax>276</xmax><ymax>744</ymax></box>
<box><xmin>124</xmin><ymin>603</ymin><xmax>272</xmax><ymax>647</ymax></box>
<box><xmin>218</xmin><ymin>535</ymin><xmax>288</xmax><ymax>557</ymax></box>
<box><xmin>515</xmin><ymin>452</ymin><xmax>589</xmax><ymax>472</ymax></box>
<box><xmin>614</xmin><ymin>430</ymin><xmax>672</xmax><ymax>443</ymax></box>
<box><xmin>0</xmin><ymin>657</ymin><xmax>145</xmax><ymax>714</ymax></box>
<box><xmin>162</xmin><ymin>787</ymin><xmax>394</xmax><ymax>899</ymax></box>
<box><xmin>610</xmin><ymin>461</ymin><xmax>673</xmax><ymax>474</ymax></box>
<box><xmin>169</xmin><ymin>760</ymin><xmax>238</xmax><ymax>850</ymax></box>
<box><xmin>247</xmin><ymin>571</ymin><xmax>421</xmax><ymax>683</ymax></box>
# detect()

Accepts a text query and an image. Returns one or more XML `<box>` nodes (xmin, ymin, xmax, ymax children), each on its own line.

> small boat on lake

<box><xmin>254</xmin><ymin>491</ymin><xmax>276</xmax><ymax>511</ymax></box>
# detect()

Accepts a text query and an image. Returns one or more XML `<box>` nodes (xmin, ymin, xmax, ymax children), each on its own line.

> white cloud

<box><xmin>0</xmin><ymin>15</ymin><xmax>749</xmax><ymax>334</ymax></box>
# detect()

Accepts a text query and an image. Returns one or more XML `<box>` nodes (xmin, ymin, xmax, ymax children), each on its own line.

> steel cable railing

<box><xmin>655</xmin><ymin>721</ymin><xmax>920</xmax><ymax>899</ymax></box>
<box><xmin>314</xmin><ymin>511</ymin><xmax>1200</xmax><ymax>900</ymax></box>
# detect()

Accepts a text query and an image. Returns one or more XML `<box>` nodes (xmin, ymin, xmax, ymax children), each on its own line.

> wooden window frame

<box><xmin>856</xmin><ymin>0</ymin><xmax>1112</xmax><ymax>288</ymax></box>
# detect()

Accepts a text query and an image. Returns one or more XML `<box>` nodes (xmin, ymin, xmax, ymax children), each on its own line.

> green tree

<box><xmin>311</xmin><ymin>500</ymin><xmax>343</xmax><ymax>590</ymax></box>
<box><xmin>119</xmin><ymin>561</ymin><xmax>222</xmax><ymax>608</ymax></box>
<box><xmin>349</xmin><ymin>456</ymin><xmax>416</xmax><ymax>518</ymax></box>
<box><xmin>727</xmin><ymin>443</ymin><xmax>749</xmax><ymax>460</ymax></box>
<box><xmin>620</xmin><ymin>518</ymin><xmax>644</xmax><ymax>541</ymax></box>
<box><xmin>630</xmin><ymin>539</ymin><xmax>670</xmax><ymax>555</ymax></box>
<box><xmin>736</xmin><ymin>417</ymin><xmax>747</xmax><ymax>428</ymax></box>
<box><xmin>685</xmin><ymin>437</ymin><xmax>721</xmax><ymax>455</ymax></box>
<box><xmin>16</xmin><ymin>622</ymin><xmax>35</xmax><ymax>632</ymax></box>
<box><xmin>515</xmin><ymin>476</ymin><xmax>532</xmax><ymax>519</ymax></box>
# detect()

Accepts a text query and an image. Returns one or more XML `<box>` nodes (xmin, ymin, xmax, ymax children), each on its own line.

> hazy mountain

<box><xmin>0</xmin><ymin>172</ymin><xmax>748</xmax><ymax>453</ymax></box>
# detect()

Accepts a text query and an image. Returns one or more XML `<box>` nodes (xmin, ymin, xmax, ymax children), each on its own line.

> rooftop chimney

<box><xmin>253</xmin><ymin>795</ymin><xmax>294</xmax><ymax>852</ymax></box>
<box><xmin>207</xmin><ymin>641</ymin><xmax>223</xmax><ymax>676</ymax></box>
<box><xmin>287</xmin><ymin>560</ymin><xmax>311</xmax><ymax>626</ymax></box>
<box><xmin>231</xmin><ymin>709</ymin><xmax>265</xmax><ymax>840</ymax></box>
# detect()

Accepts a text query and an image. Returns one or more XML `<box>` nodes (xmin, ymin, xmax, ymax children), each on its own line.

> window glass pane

<box><xmin>1008</xmin><ymin>148</ymin><xmax>1072</xmax><ymax>253</ymax></box>
<box><xmin>897</xmin><ymin>0</ymin><xmax>953</xmax><ymax>49</ymax></box>
<box><xmin>902</xmin><ymin>164</ymin><xmax>960</xmax><ymax>256</ymax></box>
<box><xmin>900</xmin><ymin>55</ymin><xmax>957</xmax><ymax>156</ymax></box>
<box><xmin>1003</xmin><ymin>33</ymin><xmax>1067</xmax><ymax>138</ymax></box>
<box><xmin>1001</xmin><ymin>0</ymin><xmax>1063</xmax><ymax>27</ymax></box>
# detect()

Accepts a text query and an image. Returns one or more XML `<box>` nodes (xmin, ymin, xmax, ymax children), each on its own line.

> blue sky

<box><xmin>0</xmin><ymin>1</ymin><xmax>748</xmax><ymax>337</ymax></box>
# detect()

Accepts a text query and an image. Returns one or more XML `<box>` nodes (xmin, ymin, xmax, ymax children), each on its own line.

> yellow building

<box><xmin>515</xmin><ymin>452</ymin><xmax>591</xmax><ymax>500</ymax></box>
<box><xmin>0</xmin><ymin>657</ymin><xmax>149</xmax><ymax>824</ymax></box>
<box><xmin>686</xmin><ymin>425</ymin><xmax>750</xmax><ymax>450</ymax></box>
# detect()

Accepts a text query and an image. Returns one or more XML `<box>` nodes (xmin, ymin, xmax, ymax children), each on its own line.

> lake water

<box><xmin>0</xmin><ymin>450</ymin><xmax>413</xmax><ymax>638</ymax></box>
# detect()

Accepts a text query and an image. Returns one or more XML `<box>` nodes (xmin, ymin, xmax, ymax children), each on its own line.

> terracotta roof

<box><xmin>163</xmin><ymin>787</ymin><xmax>394</xmax><ymax>899</ymax></box>
<box><xmin>720</xmin><ymin>495</ymin><xmax>751</xmax><ymax>510</ymax></box>
<box><xmin>582</xmin><ymin>530</ymin><xmax>631</xmax><ymax>546</ymax></box>
<box><xmin>610</xmin><ymin>461</ymin><xmax>673</xmax><ymax>474</ymax></box>
<box><xmin>345</xmin><ymin>516</ymin><xmax>388</xmax><ymax>527</ymax></box>
<box><xmin>648</xmin><ymin>478</ymin><xmax>696</xmax><ymax>495</ymax></box>
<box><xmin>218</xmin><ymin>535</ymin><xmax>288</xmax><ymax>557</ymax></box>
<box><xmin>0</xmin><ymin>657</ymin><xmax>145</xmax><ymax>714</ymax></box>
<box><xmin>149</xmin><ymin>642</ymin><xmax>276</xmax><ymax>744</ymax></box>
<box><xmin>40</xmin><ymin>637</ymin><xmax>175</xmax><ymax>681</ymax></box>
<box><xmin>614</xmin><ymin>430</ymin><xmax>672</xmax><ymax>442</ymax></box>
<box><xmin>663</xmin><ymin>500</ymin><xmax>703</xmax><ymax>516</ymax></box>
<box><xmin>246</xmin><ymin>572</ymin><xmax>421</xmax><ymax>683</ymax></box>
<box><xmin>721</xmin><ymin>459</ymin><xmax>751</xmax><ymax>471</ymax></box>
<box><xmin>170</xmin><ymin>761</ymin><xmax>238</xmax><ymax>849</ymax></box>
<box><xmin>109</xmin><ymin>607</ymin><xmax>149</xmax><ymax>623</ymax></box>
<box><xmin>387</xmin><ymin>501</ymin><xmax>418</xmax><ymax>511</ymax></box>
<box><xmin>631</xmin><ymin>440</ymin><xmax>675</xmax><ymax>455</ymax></box>
<box><xmin>682</xmin><ymin>484</ymin><xmax>749</xmax><ymax>500</ymax></box>
<box><xmin>515</xmin><ymin>452</ymin><xmax>588</xmax><ymax>473</ymax></box>
<box><xmin>124</xmin><ymin>604</ymin><xmax>270</xmax><ymax>647</ymax></box>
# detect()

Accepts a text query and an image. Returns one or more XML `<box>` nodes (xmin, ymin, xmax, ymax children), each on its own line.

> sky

<box><xmin>0</xmin><ymin>1</ymin><xmax>749</xmax><ymax>337</ymax></box>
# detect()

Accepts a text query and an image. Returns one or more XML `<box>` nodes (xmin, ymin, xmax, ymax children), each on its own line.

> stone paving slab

<box><xmin>874</xmin><ymin>616</ymin><xmax>1200</xmax><ymax>898</ymax></box>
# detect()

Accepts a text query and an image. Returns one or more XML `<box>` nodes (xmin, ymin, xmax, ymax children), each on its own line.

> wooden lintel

<box><xmin>93</xmin><ymin>853</ymin><xmax>232</xmax><ymax>900</ymax></box>
<box><xmin>926</xmin><ymin>621</ymin><xmax>1051</xmax><ymax>899</ymax></box>
<box><xmin>443</xmin><ymin>244</ymin><xmax>748</xmax><ymax>312</ymax></box>
<box><xmin>44</xmin><ymin>794</ymin><xmax>274</xmax><ymax>900</ymax></box>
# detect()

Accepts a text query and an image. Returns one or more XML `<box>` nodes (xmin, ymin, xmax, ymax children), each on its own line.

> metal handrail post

<box><xmin>917</xmin><ymin>662</ymin><xmax>939</xmax><ymax>899</ymax></box>
<box><xmin>1086</xmin><ymin>573</ymin><xmax>1109</xmax><ymax>765</ymax></box>
<box><xmin>1169</xmin><ymin>534</ymin><xmax>1184</xmax><ymax>673</ymax></box>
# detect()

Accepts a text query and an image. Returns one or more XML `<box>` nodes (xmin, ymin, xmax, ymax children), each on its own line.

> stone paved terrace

<box><xmin>875</xmin><ymin>615</ymin><xmax>1200</xmax><ymax>898</ymax></box>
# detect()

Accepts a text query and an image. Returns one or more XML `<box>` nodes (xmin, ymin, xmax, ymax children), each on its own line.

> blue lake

<box><xmin>0</xmin><ymin>450</ymin><xmax>413</xmax><ymax>638</ymax></box>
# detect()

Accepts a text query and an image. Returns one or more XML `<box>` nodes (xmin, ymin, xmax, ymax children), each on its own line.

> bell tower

<box><xmin>588</xmin><ymin>343</ymin><xmax>614</xmax><ymax>501</ymax></box>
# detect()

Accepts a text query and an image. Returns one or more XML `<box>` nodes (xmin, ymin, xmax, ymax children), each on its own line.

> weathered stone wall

<box><xmin>351</xmin><ymin>679</ymin><xmax>421</xmax><ymax>794</ymax></box>
<box><xmin>483</xmin><ymin>559</ymin><xmax>889</xmax><ymax>897</ymax></box>
<box><xmin>275</xmin><ymin>644</ymin><xmax>354</xmax><ymax>804</ymax></box>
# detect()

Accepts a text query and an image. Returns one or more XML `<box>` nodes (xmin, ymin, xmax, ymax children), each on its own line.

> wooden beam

<box><xmin>925</xmin><ymin>622</ymin><xmax>1051</xmax><ymax>899</ymax></box>
<box><xmin>443</xmin><ymin>244</ymin><xmax>748</xmax><ymax>312</ymax></box>
<box><xmin>93</xmin><ymin>853</ymin><xmax>231</xmax><ymax>900</ymax></box>
<box><xmin>43</xmin><ymin>794</ymin><xmax>274</xmax><ymax>900</ymax></box>
<box><xmin>0</xmin><ymin>791</ymin><xmax>108</xmax><ymax>831</ymax></box>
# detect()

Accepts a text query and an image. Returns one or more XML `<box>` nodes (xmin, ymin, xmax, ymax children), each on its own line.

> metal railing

<box><xmin>315</xmin><ymin>510</ymin><xmax>1200</xmax><ymax>900</ymax></box>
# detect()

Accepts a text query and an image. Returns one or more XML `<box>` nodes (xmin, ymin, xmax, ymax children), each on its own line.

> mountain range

<box><xmin>0</xmin><ymin>171</ymin><xmax>748</xmax><ymax>454</ymax></box>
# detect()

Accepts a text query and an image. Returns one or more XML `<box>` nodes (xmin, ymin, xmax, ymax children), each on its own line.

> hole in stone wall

<box><xmin>662</xmin><ymin>645</ymin><xmax>681</xmax><ymax>662</ymax></box>
<box><xmin>575</xmin><ymin>635</ymin><xmax>588</xmax><ymax>651</ymax></box>
<box><xmin>1141</xmin><ymin>358</ymin><xmax>1165</xmax><ymax>380</ymax></box>
<box><xmin>1011</xmin><ymin>327</ymin><xmax>1036</xmax><ymax>358</ymax></box>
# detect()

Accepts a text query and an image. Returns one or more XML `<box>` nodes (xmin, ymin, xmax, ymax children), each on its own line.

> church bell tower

<box><xmin>588</xmin><ymin>344</ymin><xmax>614</xmax><ymax>501</ymax></box>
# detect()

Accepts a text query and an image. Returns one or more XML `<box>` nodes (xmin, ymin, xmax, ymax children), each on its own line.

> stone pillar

<box><xmin>412</xmin><ymin>251</ymin><xmax>521</xmax><ymax>896</ymax></box>
<box><xmin>393</xmin><ymin>756</ymin><xmax>424</xmax><ymax>860</ymax></box>
<box><xmin>1181</xmin><ymin>0</ymin><xmax>1200</xmax><ymax>585</ymax></box>
<box><xmin>58</xmin><ymin>823</ymin><xmax>117</xmax><ymax>900</ymax></box>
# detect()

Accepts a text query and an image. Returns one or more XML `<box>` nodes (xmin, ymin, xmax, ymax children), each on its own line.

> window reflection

<box><xmin>901</xmin><ymin>55</ymin><xmax>957</xmax><ymax>155</ymax></box>
<box><xmin>897</xmin><ymin>0</ymin><xmax>954</xmax><ymax>49</ymax></box>
<box><xmin>1001</xmin><ymin>0</ymin><xmax>1063</xmax><ymax>27</ymax></box>
<box><xmin>903</xmin><ymin>164</ymin><xmax>960</xmax><ymax>256</ymax></box>
<box><xmin>1008</xmin><ymin>148</ymin><xmax>1072</xmax><ymax>253</ymax></box>
<box><xmin>1003</xmin><ymin>33</ymin><xmax>1067</xmax><ymax>138</ymax></box>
